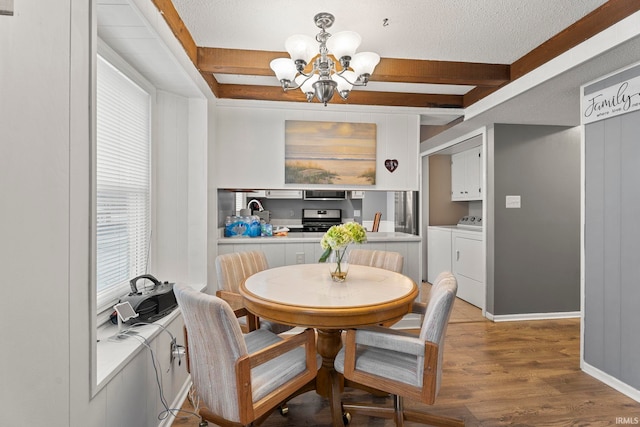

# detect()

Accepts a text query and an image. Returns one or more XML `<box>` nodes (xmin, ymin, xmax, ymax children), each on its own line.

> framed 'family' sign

<box><xmin>284</xmin><ymin>120</ymin><xmax>377</xmax><ymax>185</ymax></box>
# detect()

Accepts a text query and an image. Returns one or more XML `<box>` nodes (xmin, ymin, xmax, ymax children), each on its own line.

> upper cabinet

<box><xmin>215</xmin><ymin>104</ymin><xmax>420</xmax><ymax>191</ymax></box>
<box><xmin>451</xmin><ymin>146</ymin><xmax>482</xmax><ymax>201</ymax></box>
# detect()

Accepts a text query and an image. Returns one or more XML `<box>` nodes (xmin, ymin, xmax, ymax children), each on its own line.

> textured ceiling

<box><xmin>173</xmin><ymin>0</ymin><xmax>606</xmax><ymax>63</ymax></box>
<box><xmin>97</xmin><ymin>1</ymin><xmax>640</xmax><ymax>136</ymax></box>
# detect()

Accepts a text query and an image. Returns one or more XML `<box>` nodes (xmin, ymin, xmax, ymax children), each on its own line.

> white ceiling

<box><xmin>97</xmin><ymin>1</ymin><xmax>640</xmax><ymax>143</ymax></box>
<box><xmin>173</xmin><ymin>0</ymin><xmax>606</xmax><ymax>63</ymax></box>
<box><xmin>171</xmin><ymin>0</ymin><xmax>608</xmax><ymax>99</ymax></box>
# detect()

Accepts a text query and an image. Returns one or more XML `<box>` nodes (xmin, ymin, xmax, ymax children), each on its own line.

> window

<box><xmin>96</xmin><ymin>55</ymin><xmax>151</xmax><ymax>312</ymax></box>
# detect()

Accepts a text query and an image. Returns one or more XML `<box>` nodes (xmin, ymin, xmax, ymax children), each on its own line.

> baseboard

<box><xmin>158</xmin><ymin>377</ymin><xmax>193</xmax><ymax>427</ymax></box>
<box><xmin>582</xmin><ymin>361</ymin><xmax>640</xmax><ymax>403</ymax></box>
<box><xmin>486</xmin><ymin>311</ymin><xmax>581</xmax><ymax>322</ymax></box>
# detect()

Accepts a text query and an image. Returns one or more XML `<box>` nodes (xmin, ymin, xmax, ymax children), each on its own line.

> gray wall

<box><xmin>491</xmin><ymin>124</ymin><xmax>581</xmax><ymax>315</ymax></box>
<box><xmin>584</xmin><ymin>68</ymin><xmax>640</xmax><ymax>389</ymax></box>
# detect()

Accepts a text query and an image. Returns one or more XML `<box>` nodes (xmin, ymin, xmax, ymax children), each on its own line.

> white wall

<box><xmin>215</xmin><ymin>103</ymin><xmax>420</xmax><ymax>191</ymax></box>
<box><xmin>1</xmin><ymin>1</ymin><xmax>82</xmax><ymax>424</ymax></box>
<box><xmin>0</xmin><ymin>2</ymin><xmax>209</xmax><ymax>425</ymax></box>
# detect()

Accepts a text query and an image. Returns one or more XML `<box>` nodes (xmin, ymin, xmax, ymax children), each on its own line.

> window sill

<box><xmin>95</xmin><ymin>282</ymin><xmax>205</xmax><ymax>393</ymax></box>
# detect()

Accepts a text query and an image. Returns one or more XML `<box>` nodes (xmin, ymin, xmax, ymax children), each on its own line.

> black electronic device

<box><xmin>110</xmin><ymin>274</ymin><xmax>178</xmax><ymax>325</ymax></box>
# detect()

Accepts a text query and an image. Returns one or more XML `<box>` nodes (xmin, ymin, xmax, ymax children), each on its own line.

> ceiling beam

<box><xmin>197</xmin><ymin>47</ymin><xmax>510</xmax><ymax>87</ymax></box>
<box><xmin>150</xmin><ymin>0</ymin><xmax>198</xmax><ymax>64</ymax></box>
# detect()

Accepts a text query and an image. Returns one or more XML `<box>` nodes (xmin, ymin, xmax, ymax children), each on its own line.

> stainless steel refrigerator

<box><xmin>394</xmin><ymin>191</ymin><xmax>418</xmax><ymax>234</ymax></box>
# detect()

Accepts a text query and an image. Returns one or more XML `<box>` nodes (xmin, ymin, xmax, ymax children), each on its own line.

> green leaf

<box><xmin>318</xmin><ymin>247</ymin><xmax>332</xmax><ymax>263</ymax></box>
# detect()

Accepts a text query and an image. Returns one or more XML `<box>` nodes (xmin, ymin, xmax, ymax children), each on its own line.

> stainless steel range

<box><xmin>301</xmin><ymin>209</ymin><xmax>342</xmax><ymax>232</ymax></box>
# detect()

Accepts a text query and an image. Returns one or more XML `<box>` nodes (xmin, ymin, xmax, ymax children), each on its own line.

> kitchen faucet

<box><xmin>247</xmin><ymin>199</ymin><xmax>264</xmax><ymax>211</ymax></box>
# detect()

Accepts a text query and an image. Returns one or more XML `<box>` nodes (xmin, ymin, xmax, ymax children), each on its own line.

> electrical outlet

<box><xmin>170</xmin><ymin>338</ymin><xmax>186</xmax><ymax>367</ymax></box>
<box><xmin>296</xmin><ymin>252</ymin><xmax>305</xmax><ymax>264</ymax></box>
<box><xmin>354</xmin><ymin>209</ymin><xmax>361</xmax><ymax>217</ymax></box>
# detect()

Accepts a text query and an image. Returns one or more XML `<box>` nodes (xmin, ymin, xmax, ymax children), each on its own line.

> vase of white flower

<box><xmin>327</xmin><ymin>247</ymin><xmax>350</xmax><ymax>282</ymax></box>
<box><xmin>319</xmin><ymin>222</ymin><xmax>367</xmax><ymax>282</ymax></box>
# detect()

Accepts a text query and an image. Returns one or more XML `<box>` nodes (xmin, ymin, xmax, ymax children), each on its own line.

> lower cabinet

<box><xmin>427</xmin><ymin>227</ymin><xmax>452</xmax><ymax>283</ymax></box>
<box><xmin>427</xmin><ymin>226</ymin><xmax>484</xmax><ymax>309</ymax></box>
<box><xmin>217</xmin><ymin>237</ymin><xmax>422</xmax><ymax>288</ymax></box>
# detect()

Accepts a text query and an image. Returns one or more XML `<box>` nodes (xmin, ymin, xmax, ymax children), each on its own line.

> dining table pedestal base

<box><xmin>315</xmin><ymin>328</ymin><xmax>347</xmax><ymax>427</ymax></box>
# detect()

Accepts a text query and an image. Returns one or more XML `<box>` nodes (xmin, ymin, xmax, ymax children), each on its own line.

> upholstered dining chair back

<box><xmin>349</xmin><ymin>248</ymin><xmax>404</xmax><ymax>273</ymax></box>
<box><xmin>216</xmin><ymin>250</ymin><xmax>268</xmax><ymax>293</ymax></box>
<box><xmin>418</xmin><ymin>272</ymin><xmax>457</xmax><ymax>396</ymax></box>
<box><xmin>215</xmin><ymin>250</ymin><xmax>292</xmax><ymax>334</ymax></box>
<box><xmin>175</xmin><ymin>283</ymin><xmax>249</xmax><ymax>422</ymax></box>
<box><xmin>174</xmin><ymin>283</ymin><xmax>318</xmax><ymax>426</ymax></box>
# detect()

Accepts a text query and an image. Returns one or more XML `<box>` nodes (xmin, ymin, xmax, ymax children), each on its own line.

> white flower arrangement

<box><xmin>318</xmin><ymin>222</ymin><xmax>367</xmax><ymax>262</ymax></box>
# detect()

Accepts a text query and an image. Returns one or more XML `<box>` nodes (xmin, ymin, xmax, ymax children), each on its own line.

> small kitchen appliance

<box><xmin>301</xmin><ymin>209</ymin><xmax>342</xmax><ymax>232</ymax></box>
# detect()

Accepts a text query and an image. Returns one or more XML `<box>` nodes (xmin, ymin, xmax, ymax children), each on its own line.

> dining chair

<box><xmin>215</xmin><ymin>250</ymin><xmax>292</xmax><ymax>334</ymax></box>
<box><xmin>334</xmin><ymin>272</ymin><xmax>464</xmax><ymax>427</ymax></box>
<box><xmin>174</xmin><ymin>283</ymin><xmax>319</xmax><ymax>427</ymax></box>
<box><xmin>349</xmin><ymin>248</ymin><xmax>404</xmax><ymax>273</ymax></box>
<box><xmin>371</xmin><ymin>211</ymin><xmax>382</xmax><ymax>232</ymax></box>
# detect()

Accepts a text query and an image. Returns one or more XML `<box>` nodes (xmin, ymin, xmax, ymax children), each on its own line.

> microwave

<box><xmin>303</xmin><ymin>190</ymin><xmax>347</xmax><ymax>201</ymax></box>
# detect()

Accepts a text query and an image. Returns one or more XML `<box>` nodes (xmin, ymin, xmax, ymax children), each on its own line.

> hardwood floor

<box><xmin>172</xmin><ymin>297</ymin><xmax>639</xmax><ymax>426</ymax></box>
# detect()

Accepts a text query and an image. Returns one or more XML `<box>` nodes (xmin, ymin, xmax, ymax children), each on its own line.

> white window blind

<box><xmin>96</xmin><ymin>55</ymin><xmax>151</xmax><ymax>312</ymax></box>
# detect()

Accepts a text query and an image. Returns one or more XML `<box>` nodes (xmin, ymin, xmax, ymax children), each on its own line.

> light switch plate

<box><xmin>506</xmin><ymin>195</ymin><xmax>521</xmax><ymax>208</ymax></box>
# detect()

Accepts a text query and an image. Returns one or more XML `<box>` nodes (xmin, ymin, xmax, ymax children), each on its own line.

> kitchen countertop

<box><xmin>218</xmin><ymin>231</ymin><xmax>421</xmax><ymax>243</ymax></box>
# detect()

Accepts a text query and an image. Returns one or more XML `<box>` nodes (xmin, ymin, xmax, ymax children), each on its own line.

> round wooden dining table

<box><xmin>240</xmin><ymin>263</ymin><xmax>418</xmax><ymax>426</ymax></box>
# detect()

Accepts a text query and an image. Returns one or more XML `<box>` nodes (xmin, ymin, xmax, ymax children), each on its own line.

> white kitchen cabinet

<box><xmin>427</xmin><ymin>226</ymin><xmax>484</xmax><ymax>309</ymax></box>
<box><xmin>265</xmin><ymin>190</ymin><xmax>303</xmax><ymax>199</ymax></box>
<box><xmin>452</xmin><ymin>230</ymin><xmax>484</xmax><ymax>308</ymax></box>
<box><xmin>451</xmin><ymin>146</ymin><xmax>482</xmax><ymax>201</ymax></box>
<box><xmin>218</xmin><ymin>233</ymin><xmax>422</xmax><ymax>287</ymax></box>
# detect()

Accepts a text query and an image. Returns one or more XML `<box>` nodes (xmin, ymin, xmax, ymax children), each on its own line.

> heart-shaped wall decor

<box><xmin>384</xmin><ymin>159</ymin><xmax>398</xmax><ymax>173</ymax></box>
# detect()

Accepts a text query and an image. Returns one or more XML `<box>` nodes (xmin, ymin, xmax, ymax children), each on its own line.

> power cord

<box><xmin>115</xmin><ymin>323</ymin><xmax>204</xmax><ymax>424</ymax></box>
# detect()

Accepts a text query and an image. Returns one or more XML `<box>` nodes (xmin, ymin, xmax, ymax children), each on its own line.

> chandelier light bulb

<box><xmin>285</xmin><ymin>34</ymin><xmax>317</xmax><ymax>64</ymax></box>
<box><xmin>333</xmin><ymin>70</ymin><xmax>356</xmax><ymax>92</ymax></box>
<box><xmin>326</xmin><ymin>31</ymin><xmax>362</xmax><ymax>64</ymax></box>
<box><xmin>296</xmin><ymin>74</ymin><xmax>319</xmax><ymax>95</ymax></box>
<box><xmin>350</xmin><ymin>52</ymin><xmax>380</xmax><ymax>81</ymax></box>
<box><xmin>270</xmin><ymin>58</ymin><xmax>297</xmax><ymax>84</ymax></box>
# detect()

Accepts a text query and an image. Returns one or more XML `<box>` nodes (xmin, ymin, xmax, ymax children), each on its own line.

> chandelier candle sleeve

<box><xmin>270</xmin><ymin>12</ymin><xmax>380</xmax><ymax>106</ymax></box>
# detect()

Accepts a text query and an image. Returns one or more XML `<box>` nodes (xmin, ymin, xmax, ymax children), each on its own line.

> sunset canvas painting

<box><xmin>285</xmin><ymin>121</ymin><xmax>376</xmax><ymax>185</ymax></box>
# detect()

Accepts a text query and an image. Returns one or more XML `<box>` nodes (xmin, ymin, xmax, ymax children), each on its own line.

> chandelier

<box><xmin>270</xmin><ymin>12</ymin><xmax>380</xmax><ymax>106</ymax></box>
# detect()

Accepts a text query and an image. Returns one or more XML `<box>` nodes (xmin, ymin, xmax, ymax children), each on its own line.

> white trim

<box><xmin>580</xmin><ymin>107</ymin><xmax>586</xmax><ymax>369</ymax></box>
<box><xmin>420</xmin><ymin>126</ymin><xmax>487</xmax><ymax>157</ymax></box>
<box><xmin>486</xmin><ymin>311</ymin><xmax>581</xmax><ymax>322</ymax></box>
<box><xmin>158</xmin><ymin>378</ymin><xmax>194</xmax><ymax>427</ymax></box>
<box><xmin>582</xmin><ymin>362</ymin><xmax>640</xmax><ymax>403</ymax></box>
<box><xmin>215</xmin><ymin>96</ymin><xmax>462</xmax><ymax>119</ymax></box>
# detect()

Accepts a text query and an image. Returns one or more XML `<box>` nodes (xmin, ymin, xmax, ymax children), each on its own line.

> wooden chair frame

<box><xmin>183</xmin><ymin>305</ymin><xmax>317</xmax><ymax>426</ymax></box>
